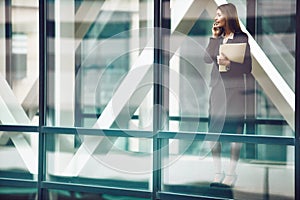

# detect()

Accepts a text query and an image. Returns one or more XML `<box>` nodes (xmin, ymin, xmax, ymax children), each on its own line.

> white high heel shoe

<box><xmin>210</xmin><ymin>172</ymin><xmax>225</xmax><ymax>187</ymax></box>
<box><xmin>221</xmin><ymin>173</ymin><xmax>238</xmax><ymax>188</ymax></box>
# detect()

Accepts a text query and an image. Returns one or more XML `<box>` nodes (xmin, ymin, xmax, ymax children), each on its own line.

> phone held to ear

<box><xmin>213</xmin><ymin>23</ymin><xmax>224</xmax><ymax>37</ymax></box>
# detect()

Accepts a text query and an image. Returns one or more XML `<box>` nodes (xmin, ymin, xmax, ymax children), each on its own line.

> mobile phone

<box><xmin>217</xmin><ymin>27</ymin><xmax>224</xmax><ymax>36</ymax></box>
<box><xmin>213</xmin><ymin>23</ymin><xmax>224</xmax><ymax>36</ymax></box>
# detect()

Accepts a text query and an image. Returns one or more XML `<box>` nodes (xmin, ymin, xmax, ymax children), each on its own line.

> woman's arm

<box><xmin>204</xmin><ymin>37</ymin><xmax>219</xmax><ymax>64</ymax></box>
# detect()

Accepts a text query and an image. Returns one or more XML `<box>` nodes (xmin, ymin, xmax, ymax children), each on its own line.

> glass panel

<box><xmin>46</xmin><ymin>132</ymin><xmax>152</xmax><ymax>190</ymax></box>
<box><xmin>167</xmin><ymin>0</ymin><xmax>252</xmax><ymax>133</ymax></box>
<box><xmin>168</xmin><ymin>1</ymin><xmax>210</xmax><ymax>133</ymax></box>
<box><xmin>162</xmin><ymin>139</ymin><xmax>294</xmax><ymax>200</ymax></box>
<box><xmin>102</xmin><ymin>194</ymin><xmax>150</xmax><ymax>200</ymax></box>
<box><xmin>47</xmin><ymin>189</ymin><xmax>150</xmax><ymax>200</ymax></box>
<box><xmin>257</xmin><ymin>0</ymin><xmax>296</xmax><ymax>91</ymax></box>
<box><xmin>0</xmin><ymin>186</ymin><xmax>37</xmax><ymax>200</ymax></box>
<box><xmin>47</xmin><ymin>0</ymin><xmax>154</xmax><ymax>130</ymax></box>
<box><xmin>164</xmin><ymin>1</ymin><xmax>295</xmax><ymax>198</ymax></box>
<box><xmin>167</xmin><ymin>0</ymin><xmax>295</xmax><ymax>136</ymax></box>
<box><xmin>0</xmin><ymin>0</ymin><xmax>39</xmax><ymax>125</ymax></box>
<box><xmin>255</xmin><ymin>0</ymin><xmax>296</xmax><ymax>135</ymax></box>
<box><xmin>47</xmin><ymin>190</ymin><xmax>103</xmax><ymax>200</ymax></box>
<box><xmin>0</xmin><ymin>131</ymin><xmax>38</xmax><ymax>180</ymax></box>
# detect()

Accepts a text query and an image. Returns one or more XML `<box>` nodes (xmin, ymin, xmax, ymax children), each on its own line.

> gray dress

<box><xmin>204</xmin><ymin>32</ymin><xmax>252</xmax><ymax>134</ymax></box>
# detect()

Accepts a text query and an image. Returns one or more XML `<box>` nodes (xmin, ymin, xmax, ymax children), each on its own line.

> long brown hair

<box><xmin>217</xmin><ymin>3</ymin><xmax>242</xmax><ymax>33</ymax></box>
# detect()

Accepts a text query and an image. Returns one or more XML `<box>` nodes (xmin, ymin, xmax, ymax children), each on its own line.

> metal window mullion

<box><xmin>38</xmin><ymin>0</ymin><xmax>47</xmax><ymax>199</ymax></box>
<box><xmin>153</xmin><ymin>0</ymin><xmax>170</xmax><ymax>199</ymax></box>
<box><xmin>153</xmin><ymin>0</ymin><xmax>162</xmax><ymax>199</ymax></box>
<box><xmin>158</xmin><ymin>131</ymin><xmax>294</xmax><ymax>146</ymax></box>
<box><xmin>245</xmin><ymin>0</ymin><xmax>257</xmax><ymax>159</ymax></box>
<box><xmin>246</xmin><ymin>0</ymin><xmax>257</xmax><ymax>37</ymax></box>
<box><xmin>295</xmin><ymin>0</ymin><xmax>300</xmax><ymax>199</ymax></box>
<box><xmin>5</xmin><ymin>0</ymin><xmax>12</xmax><ymax>86</ymax></box>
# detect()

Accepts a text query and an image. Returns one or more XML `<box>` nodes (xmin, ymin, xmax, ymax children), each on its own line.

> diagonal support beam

<box><xmin>75</xmin><ymin>0</ymin><xmax>121</xmax><ymax>49</ymax></box>
<box><xmin>64</xmin><ymin>44</ymin><xmax>155</xmax><ymax>175</ymax></box>
<box><xmin>248</xmin><ymin>36</ymin><xmax>295</xmax><ymax>129</ymax></box>
<box><xmin>0</xmin><ymin>74</ymin><xmax>37</xmax><ymax>174</ymax></box>
<box><xmin>63</xmin><ymin>0</ymin><xmax>210</xmax><ymax>176</ymax></box>
<box><xmin>0</xmin><ymin>76</ymin><xmax>30</xmax><ymax>124</ymax></box>
<box><xmin>21</xmin><ymin>78</ymin><xmax>39</xmax><ymax>120</ymax></box>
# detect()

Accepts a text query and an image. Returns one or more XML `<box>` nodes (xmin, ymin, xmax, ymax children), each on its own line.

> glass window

<box><xmin>47</xmin><ymin>189</ymin><xmax>150</xmax><ymax>200</ymax></box>
<box><xmin>162</xmin><ymin>139</ymin><xmax>294</xmax><ymax>199</ymax></box>
<box><xmin>167</xmin><ymin>0</ymin><xmax>295</xmax><ymax>133</ymax></box>
<box><xmin>0</xmin><ymin>0</ymin><xmax>39</xmax><ymax>126</ymax></box>
<box><xmin>46</xmin><ymin>132</ymin><xmax>152</xmax><ymax>191</ymax></box>
<box><xmin>254</xmin><ymin>0</ymin><xmax>296</xmax><ymax>137</ymax></box>
<box><xmin>257</xmin><ymin>0</ymin><xmax>296</xmax><ymax>91</ymax></box>
<box><xmin>47</xmin><ymin>189</ymin><xmax>103</xmax><ymax>200</ymax></box>
<box><xmin>161</xmin><ymin>0</ymin><xmax>296</xmax><ymax>199</ymax></box>
<box><xmin>0</xmin><ymin>131</ymin><xmax>38</xmax><ymax>180</ymax></box>
<box><xmin>45</xmin><ymin>0</ymin><xmax>154</xmax><ymax>191</ymax></box>
<box><xmin>47</xmin><ymin>0</ymin><xmax>154</xmax><ymax>130</ymax></box>
<box><xmin>0</xmin><ymin>186</ymin><xmax>37</xmax><ymax>200</ymax></box>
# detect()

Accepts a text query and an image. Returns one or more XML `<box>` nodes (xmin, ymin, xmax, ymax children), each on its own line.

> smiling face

<box><xmin>214</xmin><ymin>9</ymin><xmax>226</xmax><ymax>28</ymax></box>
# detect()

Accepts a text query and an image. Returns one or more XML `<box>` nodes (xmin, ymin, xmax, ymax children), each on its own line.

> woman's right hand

<box><xmin>212</xmin><ymin>22</ymin><xmax>222</xmax><ymax>38</ymax></box>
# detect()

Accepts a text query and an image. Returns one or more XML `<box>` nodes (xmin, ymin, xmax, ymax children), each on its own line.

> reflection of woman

<box><xmin>204</xmin><ymin>3</ymin><xmax>252</xmax><ymax>187</ymax></box>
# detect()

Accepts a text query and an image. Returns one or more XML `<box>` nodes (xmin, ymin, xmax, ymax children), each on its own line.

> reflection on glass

<box><xmin>0</xmin><ymin>187</ymin><xmax>37</xmax><ymax>200</ymax></box>
<box><xmin>257</xmin><ymin>0</ymin><xmax>296</xmax><ymax>91</ymax></box>
<box><xmin>48</xmin><ymin>190</ymin><xmax>102</xmax><ymax>200</ymax></box>
<box><xmin>0</xmin><ymin>131</ymin><xmax>38</xmax><ymax>180</ymax></box>
<box><xmin>47</xmin><ymin>0</ymin><xmax>154</xmax><ymax>129</ymax></box>
<box><xmin>168</xmin><ymin>0</ymin><xmax>295</xmax><ymax>136</ymax></box>
<box><xmin>0</xmin><ymin>1</ymin><xmax>39</xmax><ymax>125</ymax></box>
<box><xmin>254</xmin><ymin>0</ymin><xmax>296</xmax><ymax>137</ymax></box>
<box><xmin>46</xmin><ymin>133</ymin><xmax>152</xmax><ymax>190</ymax></box>
<box><xmin>163</xmin><ymin>139</ymin><xmax>294</xmax><ymax>200</ymax></box>
<box><xmin>48</xmin><ymin>189</ymin><xmax>150</xmax><ymax>200</ymax></box>
<box><xmin>102</xmin><ymin>194</ymin><xmax>150</xmax><ymax>200</ymax></box>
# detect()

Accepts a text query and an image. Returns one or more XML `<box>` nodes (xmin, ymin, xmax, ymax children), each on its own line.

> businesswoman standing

<box><xmin>204</xmin><ymin>3</ymin><xmax>252</xmax><ymax>187</ymax></box>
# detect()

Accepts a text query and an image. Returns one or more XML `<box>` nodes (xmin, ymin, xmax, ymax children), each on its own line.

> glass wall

<box><xmin>47</xmin><ymin>0</ymin><xmax>154</xmax><ymax>129</ymax></box>
<box><xmin>45</xmin><ymin>0</ymin><xmax>154</xmax><ymax>192</ymax></box>
<box><xmin>0</xmin><ymin>0</ymin><xmax>39</xmax><ymax>126</ymax></box>
<box><xmin>161</xmin><ymin>0</ymin><xmax>296</xmax><ymax>199</ymax></box>
<box><xmin>45</xmin><ymin>131</ymin><xmax>152</xmax><ymax>190</ymax></box>
<box><xmin>0</xmin><ymin>0</ymin><xmax>39</xmax><ymax>187</ymax></box>
<box><xmin>0</xmin><ymin>0</ymin><xmax>298</xmax><ymax>200</ymax></box>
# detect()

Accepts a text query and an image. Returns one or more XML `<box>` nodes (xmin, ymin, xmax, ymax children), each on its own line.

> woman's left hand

<box><xmin>217</xmin><ymin>53</ymin><xmax>230</xmax><ymax>66</ymax></box>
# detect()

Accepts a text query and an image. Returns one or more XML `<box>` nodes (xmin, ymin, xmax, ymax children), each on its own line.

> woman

<box><xmin>204</xmin><ymin>3</ymin><xmax>252</xmax><ymax>187</ymax></box>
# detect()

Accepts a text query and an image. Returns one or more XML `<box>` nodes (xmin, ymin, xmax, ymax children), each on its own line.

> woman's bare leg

<box><xmin>222</xmin><ymin>124</ymin><xmax>243</xmax><ymax>186</ymax></box>
<box><xmin>229</xmin><ymin>142</ymin><xmax>242</xmax><ymax>173</ymax></box>
<box><xmin>211</xmin><ymin>142</ymin><xmax>223</xmax><ymax>182</ymax></box>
